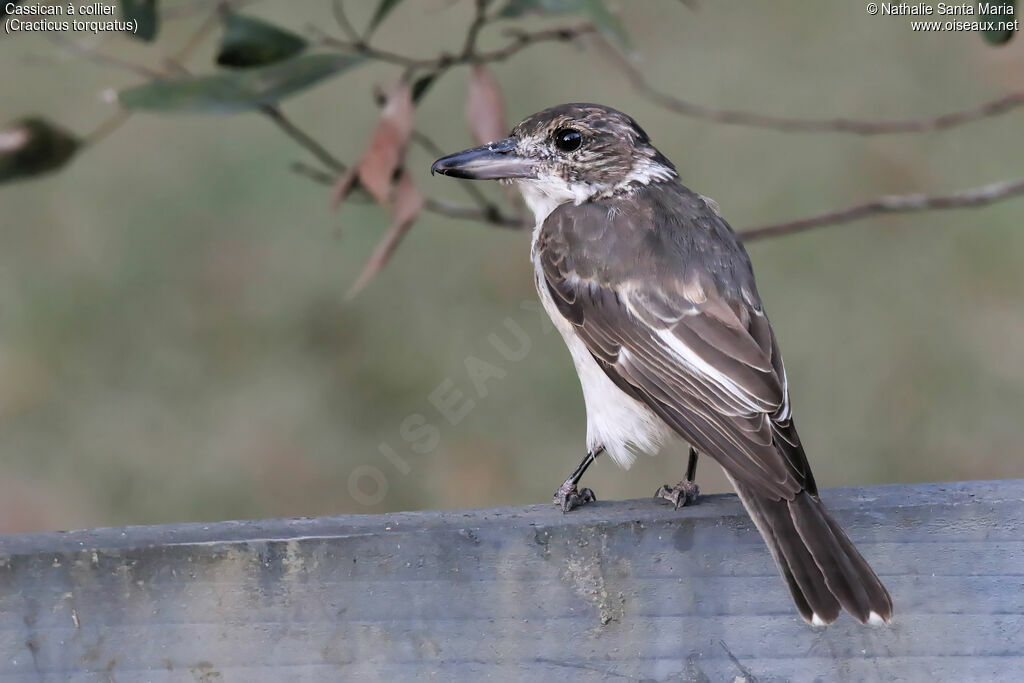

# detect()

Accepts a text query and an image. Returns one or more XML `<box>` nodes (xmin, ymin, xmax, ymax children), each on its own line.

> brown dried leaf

<box><xmin>465</xmin><ymin>64</ymin><xmax>507</xmax><ymax>146</ymax></box>
<box><xmin>329</xmin><ymin>81</ymin><xmax>414</xmax><ymax>211</ymax></box>
<box><xmin>357</xmin><ymin>80</ymin><xmax>414</xmax><ymax>205</ymax></box>
<box><xmin>346</xmin><ymin>169</ymin><xmax>424</xmax><ymax>299</ymax></box>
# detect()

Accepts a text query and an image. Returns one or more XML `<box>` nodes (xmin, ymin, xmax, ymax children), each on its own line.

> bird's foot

<box><xmin>553</xmin><ymin>480</ymin><xmax>596</xmax><ymax>513</ymax></box>
<box><xmin>654</xmin><ymin>480</ymin><xmax>700</xmax><ymax>510</ymax></box>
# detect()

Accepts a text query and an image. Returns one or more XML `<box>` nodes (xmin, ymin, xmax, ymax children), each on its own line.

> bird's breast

<box><xmin>530</xmin><ymin>253</ymin><xmax>672</xmax><ymax>468</ymax></box>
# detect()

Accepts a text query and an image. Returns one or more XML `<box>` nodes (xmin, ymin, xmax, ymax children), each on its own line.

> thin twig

<box><xmin>80</xmin><ymin>5</ymin><xmax>224</xmax><ymax>149</ymax></box>
<box><xmin>463</xmin><ymin>22</ymin><xmax>597</xmax><ymax>66</ymax></box>
<box><xmin>460</xmin><ymin>0</ymin><xmax>490</xmax><ymax>59</ymax></box>
<box><xmin>172</xmin><ymin>4</ymin><xmax>225</xmax><ymax>63</ymax></box>
<box><xmin>290</xmin><ymin>161</ymin><xmax>336</xmax><ymax>186</ymax></box>
<box><xmin>603</xmin><ymin>40</ymin><xmax>1024</xmax><ymax>136</ymax></box>
<box><xmin>475</xmin><ymin>23</ymin><xmax>596</xmax><ymax>63</ymax></box>
<box><xmin>308</xmin><ymin>25</ymin><xmax>421</xmax><ymax>67</ymax></box>
<box><xmin>83</xmin><ymin>110</ymin><xmax>132</xmax><ymax>147</ymax></box>
<box><xmin>289</xmin><ymin>159</ymin><xmax>525</xmax><ymax>229</ymax></box>
<box><xmin>410</xmin><ymin>130</ymin><xmax>446</xmax><ymax>158</ymax></box>
<box><xmin>423</xmin><ymin>197</ymin><xmax>526</xmax><ymax>228</ymax></box>
<box><xmin>411</xmin><ymin>129</ymin><xmax>502</xmax><ymax>214</ymax></box>
<box><xmin>312</xmin><ymin>22</ymin><xmax>595</xmax><ymax>73</ymax></box>
<box><xmin>740</xmin><ymin>178</ymin><xmax>1024</xmax><ymax>241</ymax></box>
<box><xmin>51</xmin><ymin>36</ymin><xmax>167</xmax><ymax>80</ymax></box>
<box><xmin>331</xmin><ymin>0</ymin><xmax>362</xmax><ymax>43</ymax></box>
<box><xmin>261</xmin><ymin>105</ymin><xmax>347</xmax><ymax>173</ymax></box>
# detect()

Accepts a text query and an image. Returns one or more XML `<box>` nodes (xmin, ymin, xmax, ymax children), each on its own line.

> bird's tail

<box><xmin>730</xmin><ymin>477</ymin><xmax>893</xmax><ymax>626</ymax></box>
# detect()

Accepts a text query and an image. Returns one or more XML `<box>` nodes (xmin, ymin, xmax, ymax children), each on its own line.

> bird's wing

<box><xmin>538</xmin><ymin>184</ymin><xmax>895</xmax><ymax>627</ymax></box>
<box><xmin>536</xmin><ymin>185</ymin><xmax>813</xmax><ymax>500</ymax></box>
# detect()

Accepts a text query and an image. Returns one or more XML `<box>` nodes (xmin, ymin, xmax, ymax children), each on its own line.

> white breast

<box><xmin>532</xmin><ymin>262</ymin><xmax>673</xmax><ymax>468</ymax></box>
<box><xmin>521</xmin><ymin>178</ymin><xmax>673</xmax><ymax>469</ymax></box>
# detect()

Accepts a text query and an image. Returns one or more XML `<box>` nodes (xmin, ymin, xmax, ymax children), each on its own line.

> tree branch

<box><xmin>740</xmin><ymin>178</ymin><xmax>1024</xmax><ymax>241</ymax></box>
<box><xmin>331</xmin><ymin>0</ymin><xmax>362</xmax><ymax>43</ymax></box>
<box><xmin>288</xmin><ymin>161</ymin><xmax>526</xmax><ymax>229</ymax></box>
<box><xmin>80</xmin><ymin>6</ymin><xmax>226</xmax><ymax>148</ymax></box>
<box><xmin>410</xmin><ymin>129</ymin><xmax>513</xmax><ymax>219</ymax></box>
<box><xmin>61</xmin><ymin>3</ymin><xmax>1023</xmax><ymax>278</ymax></box>
<box><xmin>261</xmin><ymin>106</ymin><xmax>347</xmax><ymax>173</ymax></box>
<box><xmin>423</xmin><ymin>198</ymin><xmax>527</xmax><ymax>228</ymax></box>
<box><xmin>307</xmin><ymin>25</ymin><xmax>423</xmax><ymax>67</ymax></box>
<box><xmin>311</xmin><ymin>22</ymin><xmax>595</xmax><ymax>73</ymax></box>
<box><xmin>171</xmin><ymin>2</ymin><xmax>225</xmax><ymax>64</ymax></box>
<box><xmin>603</xmin><ymin>41</ymin><xmax>1024</xmax><ymax>135</ymax></box>
<box><xmin>50</xmin><ymin>37</ymin><xmax>167</xmax><ymax>80</ymax></box>
<box><xmin>475</xmin><ymin>23</ymin><xmax>596</xmax><ymax>64</ymax></box>
<box><xmin>83</xmin><ymin>110</ymin><xmax>132</xmax><ymax>147</ymax></box>
<box><xmin>460</xmin><ymin>0</ymin><xmax>490</xmax><ymax>60</ymax></box>
<box><xmin>290</xmin><ymin>161</ymin><xmax>336</xmax><ymax>186</ymax></box>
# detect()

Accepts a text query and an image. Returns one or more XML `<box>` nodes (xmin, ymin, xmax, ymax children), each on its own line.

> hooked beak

<box><xmin>430</xmin><ymin>137</ymin><xmax>536</xmax><ymax>180</ymax></box>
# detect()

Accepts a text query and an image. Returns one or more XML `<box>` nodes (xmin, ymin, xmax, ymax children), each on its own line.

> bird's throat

<box><xmin>516</xmin><ymin>177</ymin><xmax>595</xmax><ymax>227</ymax></box>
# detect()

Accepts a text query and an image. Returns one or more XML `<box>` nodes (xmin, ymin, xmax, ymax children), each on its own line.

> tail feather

<box><xmin>813</xmin><ymin>498</ymin><xmax>894</xmax><ymax>624</ymax></box>
<box><xmin>790</xmin><ymin>492</ymin><xmax>876</xmax><ymax>622</ymax></box>
<box><xmin>729</xmin><ymin>476</ymin><xmax>893</xmax><ymax>625</ymax></box>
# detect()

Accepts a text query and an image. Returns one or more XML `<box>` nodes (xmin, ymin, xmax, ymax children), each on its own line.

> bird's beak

<box><xmin>431</xmin><ymin>137</ymin><xmax>536</xmax><ymax>180</ymax></box>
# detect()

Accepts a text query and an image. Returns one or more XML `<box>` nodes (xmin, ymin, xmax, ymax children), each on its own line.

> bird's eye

<box><xmin>552</xmin><ymin>128</ymin><xmax>583</xmax><ymax>153</ymax></box>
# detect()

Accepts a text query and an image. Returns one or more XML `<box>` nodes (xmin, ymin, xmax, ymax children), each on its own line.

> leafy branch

<box><xmin>308</xmin><ymin>18</ymin><xmax>596</xmax><ymax>75</ymax></box>
<box><xmin>2</xmin><ymin>0</ymin><xmax>1022</xmax><ymax>295</ymax></box>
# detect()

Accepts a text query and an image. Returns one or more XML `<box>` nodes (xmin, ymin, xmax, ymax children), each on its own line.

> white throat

<box><xmin>516</xmin><ymin>177</ymin><xmax>594</xmax><ymax>227</ymax></box>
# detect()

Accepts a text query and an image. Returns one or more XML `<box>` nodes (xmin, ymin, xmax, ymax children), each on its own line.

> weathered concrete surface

<box><xmin>1</xmin><ymin>480</ymin><xmax>1022</xmax><ymax>682</ymax></box>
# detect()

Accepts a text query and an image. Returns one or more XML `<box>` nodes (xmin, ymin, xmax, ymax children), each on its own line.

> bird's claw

<box><xmin>553</xmin><ymin>481</ymin><xmax>596</xmax><ymax>513</ymax></box>
<box><xmin>655</xmin><ymin>480</ymin><xmax>700</xmax><ymax>510</ymax></box>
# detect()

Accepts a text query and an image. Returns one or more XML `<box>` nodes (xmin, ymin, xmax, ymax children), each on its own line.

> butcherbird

<box><xmin>431</xmin><ymin>103</ymin><xmax>892</xmax><ymax>626</ymax></box>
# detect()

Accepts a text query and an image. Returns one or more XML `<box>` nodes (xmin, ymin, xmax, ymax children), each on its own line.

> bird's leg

<box><xmin>655</xmin><ymin>446</ymin><xmax>701</xmax><ymax>509</ymax></box>
<box><xmin>553</xmin><ymin>446</ymin><xmax>603</xmax><ymax>513</ymax></box>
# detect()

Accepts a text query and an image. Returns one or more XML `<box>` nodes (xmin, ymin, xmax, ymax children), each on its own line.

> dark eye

<box><xmin>552</xmin><ymin>128</ymin><xmax>583</xmax><ymax>153</ymax></box>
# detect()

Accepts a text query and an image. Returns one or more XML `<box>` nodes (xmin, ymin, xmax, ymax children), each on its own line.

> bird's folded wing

<box><xmin>537</xmin><ymin>197</ymin><xmax>813</xmax><ymax>500</ymax></box>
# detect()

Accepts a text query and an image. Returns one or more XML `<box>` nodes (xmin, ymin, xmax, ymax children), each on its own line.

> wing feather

<box><xmin>537</xmin><ymin>183</ymin><xmax>814</xmax><ymax>500</ymax></box>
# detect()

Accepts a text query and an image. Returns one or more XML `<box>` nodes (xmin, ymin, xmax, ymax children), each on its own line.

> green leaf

<box><xmin>498</xmin><ymin>0</ymin><xmax>582</xmax><ymax>19</ymax></box>
<box><xmin>366</xmin><ymin>0</ymin><xmax>405</xmax><ymax>37</ymax></box>
<box><xmin>0</xmin><ymin>118</ymin><xmax>79</xmax><ymax>184</ymax></box>
<box><xmin>216</xmin><ymin>13</ymin><xmax>308</xmax><ymax>68</ymax></box>
<box><xmin>980</xmin><ymin>0</ymin><xmax>1016</xmax><ymax>45</ymax></box>
<box><xmin>117</xmin><ymin>54</ymin><xmax>365</xmax><ymax>115</ymax></box>
<box><xmin>122</xmin><ymin>0</ymin><xmax>159</xmax><ymax>42</ymax></box>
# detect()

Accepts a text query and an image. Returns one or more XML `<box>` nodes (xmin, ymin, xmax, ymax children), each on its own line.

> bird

<box><xmin>431</xmin><ymin>103</ymin><xmax>893</xmax><ymax>627</ymax></box>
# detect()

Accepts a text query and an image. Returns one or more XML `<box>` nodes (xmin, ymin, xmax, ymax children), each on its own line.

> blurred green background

<box><xmin>1</xmin><ymin>1</ymin><xmax>1021</xmax><ymax>532</ymax></box>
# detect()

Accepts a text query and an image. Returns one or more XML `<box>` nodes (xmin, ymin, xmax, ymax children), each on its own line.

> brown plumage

<box><xmin>537</xmin><ymin>182</ymin><xmax>892</xmax><ymax>624</ymax></box>
<box><xmin>432</xmin><ymin>103</ymin><xmax>893</xmax><ymax>626</ymax></box>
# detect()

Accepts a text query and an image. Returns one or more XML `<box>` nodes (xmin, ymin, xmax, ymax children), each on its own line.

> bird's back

<box><xmin>541</xmin><ymin>181</ymin><xmax>763</xmax><ymax>313</ymax></box>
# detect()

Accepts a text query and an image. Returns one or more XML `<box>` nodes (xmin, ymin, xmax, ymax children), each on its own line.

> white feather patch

<box><xmin>650</xmin><ymin>328</ymin><xmax>780</xmax><ymax>415</ymax></box>
<box><xmin>533</xmin><ymin>263</ymin><xmax>672</xmax><ymax>468</ymax></box>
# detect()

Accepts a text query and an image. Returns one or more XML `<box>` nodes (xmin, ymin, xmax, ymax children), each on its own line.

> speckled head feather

<box><xmin>510</xmin><ymin>103</ymin><xmax>676</xmax><ymax>191</ymax></box>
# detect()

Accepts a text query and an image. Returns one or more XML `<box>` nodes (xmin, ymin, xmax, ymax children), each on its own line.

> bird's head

<box><xmin>432</xmin><ymin>103</ymin><xmax>676</xmax><ymax>221</ymax></box>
